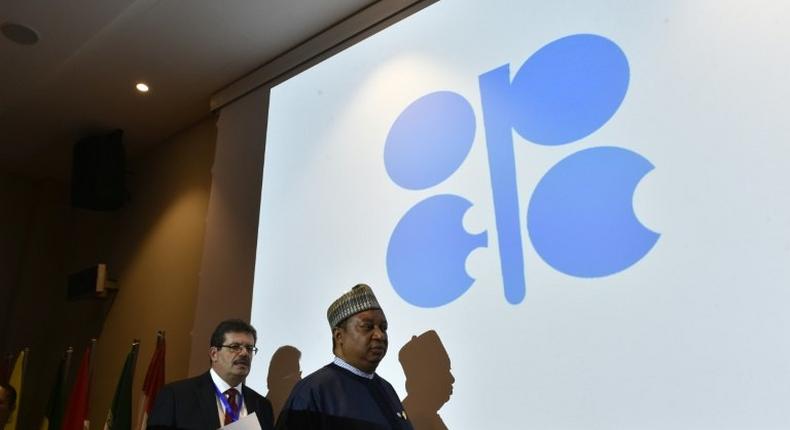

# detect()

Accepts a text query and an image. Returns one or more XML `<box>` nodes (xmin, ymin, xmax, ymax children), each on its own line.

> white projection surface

<box><xmin>249</xmin><ymin>1</ymin><xmax>790</xmax><ymax>428</ymax></box>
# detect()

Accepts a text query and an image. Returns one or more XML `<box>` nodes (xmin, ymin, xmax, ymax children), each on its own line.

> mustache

<box><xmin>233</xmin><ymin>357</ymin><xmax>251</xmax><ymax>365</ymax></box>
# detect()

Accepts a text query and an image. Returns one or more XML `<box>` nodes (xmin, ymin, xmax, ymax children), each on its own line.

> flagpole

<box><xmin>63</xmin><ymin>347</ymin><xmax>73</xmax><ymax>387</ymax></box>
<box><xmin>132</xmin><ymin>339</ymin><xmax>140</xmax><ymax>370</ymax></box>
<box><xmin>21</xmin><ymin>347</ymin><xmax>29</xmax><ymax>375</ymax></box>
<box><xmin>88</xmin><ymin>339</ymin><xmax>97</xmax><ymax>374</ymax></box>
<box><xmin>21</xmin><ymin>347</ymin><xmax>29</xmax><ymax>426</ymax></box>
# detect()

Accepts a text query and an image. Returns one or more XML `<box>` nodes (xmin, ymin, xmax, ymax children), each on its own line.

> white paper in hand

<box><xmin>219</xmin><ymin>412</ymin><xmax>261</xmax><ymax>430</ymax></box>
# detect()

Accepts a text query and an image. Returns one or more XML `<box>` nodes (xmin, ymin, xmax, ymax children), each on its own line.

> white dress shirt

<box><xmin>209</xmin><ymin>368</ymin><xmax>249</xmax><ymax>424</ymax></box>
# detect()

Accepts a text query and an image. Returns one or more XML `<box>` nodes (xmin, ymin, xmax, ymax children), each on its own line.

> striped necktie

<box><xmin>224</xmin><ymin>388</ymin><xmax>240</xmax><ymax>425</ymax></box>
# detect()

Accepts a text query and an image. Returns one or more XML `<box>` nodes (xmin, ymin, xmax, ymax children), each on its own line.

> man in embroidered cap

<box><xmin>275</xmin><ymin>284</ymin><xmax>413</xmax><ymax>430</ymax></box>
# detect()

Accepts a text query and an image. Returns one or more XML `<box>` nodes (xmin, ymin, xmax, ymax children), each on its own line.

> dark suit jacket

<box><xmin>147</xmin><ymin>371</ymin><xmax>274</xmax><ymax>430</ymax></box>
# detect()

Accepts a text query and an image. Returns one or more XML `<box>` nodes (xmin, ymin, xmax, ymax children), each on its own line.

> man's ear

<box><xmin>208</xmin><ymin>346</ymin><xmax>219</xmax><ymax>363</ymax></box>
<box><xmin>332</xmin><ymin>327</ymin><xmax>343</xmax><ymax>348</ymax></box>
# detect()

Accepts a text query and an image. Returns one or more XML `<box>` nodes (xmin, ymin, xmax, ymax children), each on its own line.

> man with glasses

<box><xmin>148</xmin><ymin>319</ymin><xmax>274</xmax><ymax>429</ymax></box>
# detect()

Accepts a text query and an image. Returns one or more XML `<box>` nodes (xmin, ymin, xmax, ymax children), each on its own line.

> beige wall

<box><xmin>0</xmin><ymin>115</ymin><xmax>216</xmax><ymax>428</ymax></box>
<box><xmin>188</xmin><ymin>87</ymin><xmax>268</xmax><ymax>378</ymax></box>
<box><xmin>88</xmin><ymin>116</ymin><xmax>217</xmax><ymax>428</ymax></box>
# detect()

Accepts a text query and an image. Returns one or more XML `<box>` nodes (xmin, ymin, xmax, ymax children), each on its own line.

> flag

<box><xmin>136</xmin><ymin>332</ymin><xmax>165</xmax><ymax>430</ymax></box>
<box><xmin>62</xmin><ymin>340</ymin><xmax>94</xmax><ymax>430</ymax></box>
<box><xmin>40</xmin><ymin>348</ymin><xmax>73</xmax><ymax>430</ymax></box>
<box><xmin>104</xmin><ymin>341</ymin><xmax>139</xmax><ymax>430</ymax></box>
<box><xmin>6</xmin><ymin>349</ymin><xmax>27</xmax><ymax>430</ymax></box>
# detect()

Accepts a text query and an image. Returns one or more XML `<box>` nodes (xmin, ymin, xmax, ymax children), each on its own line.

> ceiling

<box><xmin>0</xmin><ymin>0</ymin><xmax>379</xmax><ymax>180</ymax></box>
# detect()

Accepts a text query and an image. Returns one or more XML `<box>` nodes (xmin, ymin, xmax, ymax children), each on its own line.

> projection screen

<box><xmin>249</xmin><ymin>1</ymin><xmax>790</xmax><ymax>428</ymax></box>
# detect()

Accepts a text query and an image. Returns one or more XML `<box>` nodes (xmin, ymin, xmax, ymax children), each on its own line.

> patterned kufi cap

<box><xmin>327</xmin><ymin>284</ymin><xmax>382</xmax><ymax>328</ymax></box>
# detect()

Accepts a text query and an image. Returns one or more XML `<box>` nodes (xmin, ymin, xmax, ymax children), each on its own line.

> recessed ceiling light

<box><xmin>136</xmin><ymin>83</ymin><xmax>150</xmax><ymax>93</ymax></box>
<box><xmin>1</xmin><ymin>22</ymin><xmax>40</xmax><ymax>45</ymax></box>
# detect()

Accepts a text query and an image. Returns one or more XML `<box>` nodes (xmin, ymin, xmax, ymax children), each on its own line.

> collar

<box><xmin>209</xmin><ymin>368</ymin><xmax>244</xmax><ymax>394</ymax></box>
<box><xmin>333</xmin><ymin>356</ymin><xmax>375</xmax><ymax>379</ymax></box>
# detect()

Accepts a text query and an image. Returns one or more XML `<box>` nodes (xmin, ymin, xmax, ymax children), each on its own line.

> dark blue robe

<box><xmin>275</xmin><ymin>363</ymin><xmax>413</xmax><ymax>430</ymax></box>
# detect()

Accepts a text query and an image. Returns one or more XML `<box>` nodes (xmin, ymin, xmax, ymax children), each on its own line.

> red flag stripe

<box><xmin>142</xmin><ymin>335</ymin><xmax>165</xmax><ymax>413</ymax></box>
<box><xmin>61</xmin><ymin>343</ymin><xmax>92</xmax><ymax>430</ymax></box>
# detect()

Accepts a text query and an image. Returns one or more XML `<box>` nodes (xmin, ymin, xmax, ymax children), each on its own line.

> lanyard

<box><xmin>213</xmin><ymin>383</ymin><xmax>243</xmax><ymax>423</ymax></box>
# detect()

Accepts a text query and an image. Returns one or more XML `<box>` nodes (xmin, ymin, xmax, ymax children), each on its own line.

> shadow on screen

<box><xmin>399</xmin><ymin>330</ymin><xmax>455</xmax><ymax>430</ymax></box>
<box><xmin>265</xmin><ymin>345</ymin><xmax>302</xmax><ymax>418</ymax></box>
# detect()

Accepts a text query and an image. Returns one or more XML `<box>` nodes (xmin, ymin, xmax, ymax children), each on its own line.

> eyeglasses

<box><xmin>218</xmin><ymin>343</ymin><xmax>258</xmax><ymax>355</ymax></box>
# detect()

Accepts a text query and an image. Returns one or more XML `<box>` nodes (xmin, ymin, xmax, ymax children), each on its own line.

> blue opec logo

<box><xmin>384</xmin><ymin>34</ymin><xmax>660</xmax><ymax>308</ymax></box>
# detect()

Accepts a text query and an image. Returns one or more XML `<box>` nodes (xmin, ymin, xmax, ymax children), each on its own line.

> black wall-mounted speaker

<box><xmin>71</xmin><ymin>129</ymin><xmax>127</xmax><ymax>211</ymax></box>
